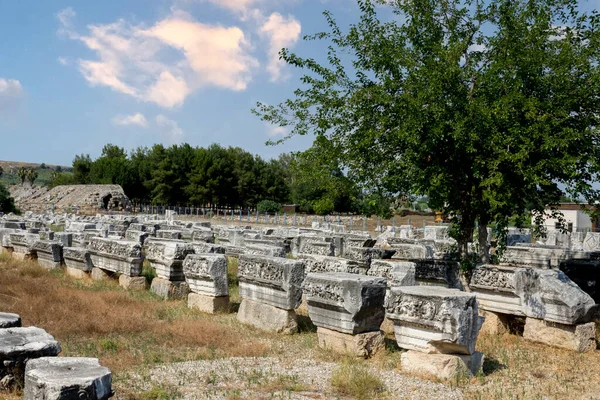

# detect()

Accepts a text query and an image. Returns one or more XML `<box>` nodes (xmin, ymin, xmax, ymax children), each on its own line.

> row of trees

<box><xmin>51</xmin><ymin>143</ymin><xmax>398</xmax><ymax>215</ymax></box>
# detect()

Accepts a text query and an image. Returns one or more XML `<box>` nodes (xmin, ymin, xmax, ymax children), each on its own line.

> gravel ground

<box><xmin>122</xmin><ymin>357</ymin><xmax>463</xmax><ymax>399</ymax></box>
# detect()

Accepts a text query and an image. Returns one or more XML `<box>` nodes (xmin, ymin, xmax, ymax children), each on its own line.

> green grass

<box><xmin>330</xmin><ymin>358</ymin><xmax>386</xmax><ymax>400</ymax></box>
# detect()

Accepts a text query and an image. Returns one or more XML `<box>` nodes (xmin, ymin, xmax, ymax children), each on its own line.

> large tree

<box><xmin>254</xmin><ymin>0</ymin><xmax>600</xmax><ymax>263</ymax></box>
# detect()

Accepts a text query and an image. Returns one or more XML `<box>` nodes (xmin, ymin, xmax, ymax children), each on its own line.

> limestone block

<box><xmin>150</xmin><ymin>277</ymin><xmax>190</xmax><ymax>300</ymax></box>
<box><xmin>386</xmin><ymin>286</ymin><xmax>481</xmax><ymax>355</ymax></box>
<box><xmin>414</xmin><ymin>260</ymin><xmax>462</xmax><ymax>288</ymax></box>
<box><xmin>63</xmin><ymin>247</ymin><xmax>93</xmax><ymax>272</ymax></box>
<box><xmin>583</xmin><ymin>232</ymin><xmax>600</xmax><ymax>252</ymax></box>
<box><xmin>188</xmin><ymin>293</ymin><xmax>230</xmax><ymax>314</ymax></box>
<box><xmin>0</xmin><ymin>327</ymin><xmax>61</xmax><ymax>388</ymax></box>
<box><xmin>10</xmin><ymin>232</ymin><xmax>39</xmax><ymax>258</ymax></box>
<box><xmin>118</xmin><ymin>275</ymin><xmax>147</xmax><ymax>291</ymax></box>
<box><xmin>303</xmin><ymin>273</ymin><xmax>386</xmax><ymax>334</ymax></box>
<box><xmin>87</xmin><ymin>238</ymin><xmax>143</xmax><ymax>277</ymax></box>
<box><xmin>501</xmin><ymin>245</ymin><xmax>568</xmax><ymax>268</ymax></box>
<box><xmin>237</xmin><ymin>299</ymin><xmax>297</xmax><ymax>334</ymax></box>
<box><xmin>38</xmin><ymin>231</ymin><xmax>54</xmax><ymax>241</ymax></box>
<box><xmin>291</xmin><ymin>236</ymin><xmax>335</xmax><ymax>257</ymax></box>
<box><xmin>192</xmin><ymin>227</ymin><xmax>214</xmax><ymax>244</ymax></box>
<box><xmin>54</xmin><ymin>233</ymin><xmax>73</xmax><ymax>248</ymax></box>
<box><xmin>244</xmin><ymin>243</ymin><xmax>286</xmax><ymax>258</ymax></box>
<box><xmin>32</xmin><ymin>241</ymin><xmax>63</xmax><ymax>269</ymax></box>
<box><xmin>343</xmin><ymin>247</ymin><xmax>396</xmax><ymax>268</ymax></box>
<box><xmin>124</xmin><ymin>230</ymin><xmax>148</xmax><ymax>245</ymax></box>
<box><xmin>298</xmin><ymin>254</ymin><xmax>367</xmax><ymax>275</ymax></box>
<box><xmin>65</xmin><ymin>266</ymin><xmax>89</xmax><ymax>280</ymax></box>
<box><xmin>470</xmin><ymin>265</ymin><xmax>523</xmax><ymax>316</ymax></box>
<box><xmin>91</xmin><ymin>268</ymin><xmax>111</xmax><ymax>281</ymax></box>
<box><xmin>0</xmin><ymin>313</ymin><xmax>21</xmax><ymax>329</ymax></box>
<box><xmin>238</xmin><ymin>255</ymin><xmax>305</xmax><ymax>310</ymax></box>
<box><xmin>0</xmin><ymin>228</ymin><xmax>16</xmax><ymax>248</ymax></box>
<box><xmin>146</xmin><ymin>240</ymin><xmax>194</xmax><ymax>281</ymax></box>
<box><xmin>24</xmin><ymin>357</ymin><xmax>113</xmax><ymax>400</ymax></box>
<box><xmin>183</xmin><ymin>254</ymin><xmax>228</xmax><ymax>297</ymax></box>
<box><xmin>192</xmin><ymin>242</ymin><xmax>227</xmax><ymax>255</ymax></box>
<box><xmin>367</xmin><ymin>260</ymin><xmax>416</xmax><ymax>287</ymax></box>
<box><xmin>479</xmin><ymin>310</ymin><xmax>509</xmax><ymax>335</ymax></box>
<box><xmin>156</xmin><ymin>230</ymin><xmax>182</xmax><ymax>240</ymax></box>
<box><xmin>507</xmin><ymin>233</ymin><xmax>531</xmax><ymax>247</ymax></box>
<box><xmin>401</xmin><ymin>350</ymin><xmax>484</xmax><ymax>380</ymax></box>
<box><xmin>424</xmin><ymin>226</ymin><xmax>450</xmax><ymax>240</ymax></box>
<box><xmin>316</xmin><ymin>327</ymin><xmax>384</xmax><ymax>358</ymax></box>
<box><xmin>523</xmin><ymin>318</ymin><xmax>596</xmax><ymax>352</ymax></box>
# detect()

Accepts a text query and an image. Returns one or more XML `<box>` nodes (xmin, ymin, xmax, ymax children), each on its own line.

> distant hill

<box><xmin>0</xmin><ymin>160</ymin><xmax>73</xmax><ymax>187</ymax></box>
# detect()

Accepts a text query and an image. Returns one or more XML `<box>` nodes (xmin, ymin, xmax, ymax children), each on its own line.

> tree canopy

<box><xmin>254</xmin><ymin>0</ymin><xmax>600</xmax><ymax>261</ymax></box>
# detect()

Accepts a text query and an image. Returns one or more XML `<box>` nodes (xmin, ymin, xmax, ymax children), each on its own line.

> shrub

<box><xmin>0</xmin><ymin>183</ymin><xmax>17</xmax><ymax>214</ymax></box>
<box><xmin>257</xmin><ymin>200</ymin><xmax>281</xmax><ymax>213</ymax></box>
<box><xmin>313</xmin><ymin>197</ymin><xmax>335</xmax><ymax>216</ymax></box>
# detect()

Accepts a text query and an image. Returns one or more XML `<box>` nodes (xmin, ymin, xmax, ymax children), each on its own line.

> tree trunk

<box><xmin>478</xmin><ymin>219</ymin><xmax>490</xmax><ymax>264</ymax></box>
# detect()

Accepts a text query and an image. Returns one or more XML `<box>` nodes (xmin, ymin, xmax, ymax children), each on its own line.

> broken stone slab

<box><xmin>291</xmin><ymin>236</ymin><xmax>335</xmax><ymax>257</ymax></box>
<box><xmin>150</xmin><ymin>277</ymin><xmax>190</xmax><ymax>300</ymax></box>
<box><xmin>297</xmin><ymin>254</ymin><xmax>367</xmax><ymax>275</ymax></box>
<box><xmin>316</xmin><ymin>327</ymin><xmax>384</xmax><ymax>358</ymax></box>
<box><xmin>124</xmin><ymin>230</ymin><xmax>149</xmax><ymax>245</ymax></box>
<box><xmin>414</xmin><ymin>260</ymin><xmax>462</xmax><ymax>289</ymax></box>
<box><xmin>367</xmin><ymin>260</ymin><xmax>417</xmax><ymax>288</ymax></box>
<box><xmin>583</xmin><ymin>232</ymin><xmax>600</xmax><ymax>252</ymax></box>
<box><xmin>183</xmin><ymin>254</ymin><xmax>228</xmax><ymax>297</ymax></box>
<box><xmin>238</xmin><ymin>254</ymin><xmax>305</xmax><ymax>310</ymax></box>
<box><xmin>303</xmin><ymin>272</ymin><xmax>387</xmax><ymax>334</ymax></box>
<box><xmin>501</xmin><ymin>245</ymin><xmax>569</xmax><ymax>268</ymax></box>
<box><xmin>470</xmin><ymin>265</ymin><xmax>597</xmax><ymax>325</ymax></box>
<box><xmin>385</xmin><ymin>286</ymin><xmax>481</xmax><ymax>355</ymax></box>
<box><xmin>63</xmin><ymin>247</ymin><xmax>93</xmax><ymax>273</ymax></box>
<box><xmin>0</xmin><ymin>327</ymin><xmax>61</xmax><ymax>388</ymax></box>
<box><xmin>54</xmin><ymin>233</ymin><xmax>73</xmax><ymax>248</ymax></box>
<box><xmin>401</xmin><ymin>350</ymin><xmax>484</xmax><ymax>380</ymax></box>
<box><xmin>343</xmin><ymin>247</ymin><xmax>396</xmax><ymax>268</ymax></box>
<box><xmin>87</xmin><ymin>238</ymin><xmax>143</xmax><ymax>277</ymax></box>
<box><xmin>24</xmin><ymin>357</ymin><xmax>113</xmax><ymax>400</ymax></box>
<box><xmin>244</xmin><ymin>243</ymin><xmax>286</xmax><ymax>258</ymax></box>
<box><xmin>192</xmin><ymin>227</ymin><xmax>215</xmax><ymax>244</ymax></box>
<box><xmin>187</xmin><ymin>293</ymin><xmax>230</xmax><ymax>314</ymax></box>
<box><xmin>387</xmin><ymin>240</ymin><xmax>433</xmax><ymax>260</ymax></box>
<box><xmin>237</xmin><ymin>298</ymin><xmax>297</xmax><ymax>334</ymax></box>
<box><xmin>9</xmin><ymin>232</ymin><xmax>40</xmax><ymax>259</ymax></box>
<box><xmin>559</xmin><ymin>259</ymin><xmax>600</xmax><ymax>303</ymax></box>
<box><xmin>118</xmin><ymin>275</ymin><xmax>147</xmax><ymax>291</ymax></box>
<box><xmin>424</xmin><ymin>226</ymin><xmax>450</xmax><ymax>240</ymax></box>
<box><xmin>522</xmin><ymin>318</ymin><xmax>596</xmax><ymax>352</ymax></box>
<box><xmin>478</xmin><ymin>310</ymin><xmax>510</xmax><ymax>336</ymax></box>
<box><xmin>191</xmin><ymin>242</ymin><xmax>227</xmax><ymax>255</ymax></box>
<box><xmin>31</xmin><ymin>241</ymin><xmax>63</xmax><ymax>269</ymax></box>
<box><xmin>507</xmin><ymin>233</ymin><xmax>531</xmax><ymax>247</ymax></box>
<box><xmin>145</xmin><ymin>240</ymin><xmax>194</xmax><ymax>281</ymax></box>
<box><xmin>0</xmin><ymin>313</ymin><xmax>21</xmax><ymax>329</ymax></box>
<box><xmin>155</xmin><ymin>230</ymin><xmax>182</xmax><ymax>240</ymax></box>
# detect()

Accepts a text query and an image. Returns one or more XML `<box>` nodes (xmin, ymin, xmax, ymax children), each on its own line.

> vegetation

<box><xmin>254</xmin><ymin>0</ymin><xmax>600</xmax><ymax>264</ymax></box>
<box><xmin>257</xmin><ymin>199</ymin><xmax>281</xmax><ymax>214</ymax></box>
<box><xmin>330</xmin><ymin>358</ymin><xmax>386</xmax><ymax>399</ymax></box>
<box><xmin>0</xmin><ymin>183</ymin><xmax>17</xmax><ymax>214</ymax></box>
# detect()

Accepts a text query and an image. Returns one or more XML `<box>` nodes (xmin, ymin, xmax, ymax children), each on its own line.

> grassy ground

<box><xmin>1</xmin><ymin>252</ymin><xmax>599</xmax><ymax>399</ymax></box>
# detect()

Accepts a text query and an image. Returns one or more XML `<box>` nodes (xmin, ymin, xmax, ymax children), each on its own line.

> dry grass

<box><xmin>330</xmin><ymin>357</ymin><xmax>387</xmax><ymax>400</ymax></box>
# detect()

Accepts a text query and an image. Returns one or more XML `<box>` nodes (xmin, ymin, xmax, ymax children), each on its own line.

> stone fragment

<box><xmin>187</xmin><ymin>293</ymin><xmax>230</xmax><ymax>314</ymax></box>
<box><xmin>238</xmin><ymin>255</ymin><xmax>305</xmax><ymax>310</ymax></box>
<box><xmin>559</xmin><ymin>259</ymin><xmax>600</xmax><ymax>303</ymax></box>
<box><xmin>236</xmin><ymin>299</ymin><xmax>297</xmax><ymax>334</ymax></box>
<box><xmin>0</xmin><ymin>313</ymin><xmax>21</xmax><ymax>329</ymax></box>
<box><xmin>65</xmin><ymin>266</ymin><xmax>89</xmax><ymax>280</ymax></box>
<box><xmin>367</xmin><ymin>260</ymin><xmax>416</xmax><ymax>287</ymax></box>
<box><xmin>91</xmin><ymin>267</ymin><xmax>111</xmax><ymax>281</ymax></box>
<box><xmin>32</xmin><ymin>241</ymin><xmax>63</xmax><ymax>269</ymax></box>
<box><xmin>150</xmin><ymin>277</ymin><xmax>190</xmax><ymax>300</ymax></box>
<box><xmin>156</xmin><ymin>230</ymin><xmax>182</xmax><ymax>240</ymax></box>
<box><xmin>9</xmin><ymin>232</ymin><xmax>39</xmax><ymax>260</ymax></box>
<box><xmin>523</xmin><ymin>318</ymin><xmax>596</xmax><ymax>352</ymax></box>
<box><xmin>87</xmin><ymin>238</ymin><xmax>143</xmax><ymax>277</ymax></box>
<box><xmin>583</xmin><ymin>232</ymin><xmax>600</xmax><ymax>252</ymax></box>
<box><xmin>343</xmin><ymin>247</ymin><xmax>396</xmax><ymax>268</ymax></box>
<box><xmin>501</xmin><ymin>245</ymin><xmax>568</xmax><ymax>268</ymax></box>
<box><xmin>298</xmin><ymin>254</ymin><xmax>367</xmax><ymax>275</ymax></box>
<box><xmin>469</xmin><ymin>265</ymin><xmax>523</xmax><ymax>316</ymax></box>
<box><xmin>183</xmin><ymin>254</ymin><xmax>228</xmax><ymax>297</ymax></box>
<box><xmin>386</xmin><ymin>286</ymin><xmax>481</xmax><ymax>355</ymax></box>
<box><xmin>244</xmin><ymin>243</ymin><xmax>286</xmax><ymax>258</ymax></box>
<box><xmin>303</xmin><ymin>273</ymin><xmax>386</xmax><ymax>334</ymax></box>
<box><xmin>63</xmin><ymin>247</ymin><xmax>93</xmax><ymax>272</ymax></box>
<box><xmin>414</xmin><ymin>260</ymin><xmax>462</xmax><ymax>288</ymax></box>
<box><xmin>192</xmin><ymin>227</ymin><xmax>214</xmax><ymax>243</ymax></box>
<box><xmin>316</xmin><ymin>327</ymin><xmax>384</xmax><ymax>358</ymax></box>
<box><xmin>478</xmin><ymin>310</ymin><xmax>509</xmax><ymax>336</ymax></box>
<box><xmin>124</xmin><ymin>230</ymin><xmax>148</xmax><ymax>245</ymax></box>
<box><xmin>118</xmin><ymin>275</ymin><xmax>147</xmax><ymax>291</ymax></box>
<box><xmin>424</xmin><ymin>226</ymin><xmax>450</xmax><ymax>240</ymax></box>
<box><xmin>24</xmin><ymin>357</ymin><xmax>113</xmax><ymax>400</ymax></box>
<box><xmin>192</xmin><ymin>242</ymin><xmax>226</xmax><ymax>254</ymax></box>
<box><xmin>291</xmin><ymin>236</ymin><xmax>335</xmax><ymax>257</ymax></box>
<box><xmin>145</xmin><ymin>240</ymin><xmax>194</xmax><ymax>281</ymax></box>
<box><xmin>401</xmin><ymin>350</ymin><xmax>484</xmax><ymax>380</ymax></box>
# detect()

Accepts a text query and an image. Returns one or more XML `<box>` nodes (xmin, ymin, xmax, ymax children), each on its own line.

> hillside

<box><xmin>0</xmin><ymin>160</ymin><xmax>73</xmax><ymax>186</ymax></box>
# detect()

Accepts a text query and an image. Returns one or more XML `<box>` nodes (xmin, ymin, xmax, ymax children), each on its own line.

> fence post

<box><xmin>284</xmin><ymin>213</ymin><xmax>287</xmax><ymax>226</ymax></box>
<box><xmin>337</xmin><ymin>215</ymin><xmax>341</xmax><ymax>224</ymax></box>
<box><xmin>293</xmin><ymin>213</ymin><xmax>297</xmax><ymax>227</ymax></box>
<box><xmin>377</xmin><ymin>217</ymin><xmax>381</xmax><ymax>232</ymax></box>
<box><xmin>256</xmin><ymin>210</ymin><xmax>259</xmax><ymax>224</ymax></box>
<box><xmin>363</xmin><ymin>216</ymin><xmax>367</xmax><ymax>232</ymax></box>
<box><xmin>392</xmin><ymin>218</ymin><xmax>396</xmax><ymax>233</ymax></box>
<box><xmin>350</xmin><ymin>216</ymin><xmax>353</xmax><ymax>231</ymax></box>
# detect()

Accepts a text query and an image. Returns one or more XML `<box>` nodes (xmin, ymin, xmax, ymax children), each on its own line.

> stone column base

<box><xmin>188</xmin><ymin>293</ymin><xmax>230</xmax><ymax>314</ymax></box>
<box><xmin>401</xmin><ymin>350</ymin><xmax>484</xmax><ymax>380</ymax></box>
<box><xmin>523</xmin><ymin>317</ymin><xmax>596</xmax><ymax>352</ymax></box>
<box><xmin>65</xmin><ymin>266</ymin><xmax>89</xmax><ymax>280</ymax></box>
<box><xmin>119</xmin><ymin>275</ymin><xmax>148</xmax><ymax>291</ymax></box>
<box><xmin>150</xmin><ymin>277</ymin><xmax>189</xmax><ymax>300</ymax></box>
<box><xmin>237</xmin><ymin>298</ymin><xmax>297</xmax><ymax>334</ymax></box>
<box><xmin>317</xmin><ymin>327</ymin><xmax>384</xmax><ymax>358</ymax></box>
<box><xmin>91</xmin><ymin>267</ymin><xmax>111</xmax><ymax>281</ymax></box>
<box><xmin>479</xmin><ymin>310</ymin><xmax>510</xmax><ymax>335</ymax></box>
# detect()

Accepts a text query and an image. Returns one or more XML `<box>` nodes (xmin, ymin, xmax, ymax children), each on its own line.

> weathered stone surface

<box><xmin>0</xmin><ymin>313</ymin><xmax>21</xmax><ymax>329</ymax></box>
<box><xmin>156</xmin><ymin>230</ymin><xmax>182</xmax><ymax>240</ymax></box>
<box><xmin>32</xmin><ymin>241</ymin><xmax>63</xmax><ymax>269</ymax></box>
<box><xmin>150</xmin><ymin>277</ymin><xmax>190</xmax><ymax>300</ymax></box>
<box><xmin>146</xmin><ymin>240</ymin><xmax>194</xmax><ymax>281</ymax></box>
<box><xmin>297</xmin><ymin>254</ymin><xmax>367</xmax><ymax>275</ymax></box>
<box><xmin>559</xmin><ymin>259</ymin><xmax>600</xmax><ymax>303</ymax></box>
<box><xmin>244</xmin><ymin>243</ymin><xmax>286</xmax><ymax>258</ymax></box>
<box><xmin>87</xmin><ymin>238</ymin><xmax>143</xmax><ymax>277</ymax></box>
<box><xmin>501</xmin><ymin>245</ymin><xmax>568</xmax><ymax>268</ymax></box>
<box><xmin>386</xmin><ymin>287</ymin><xmax>481</xmax><ymax>355</ymax></box>
<box><xmin>470</xmin><ymin>265</ymin><xmax>596</xmax><ymax>325</ymax></box>
<box><xmin>65</xmin><ymin>266</ymin><xmax>89</xmax><ymax>280</ymax></box>
<box><xmin>343</xmin><ymin>247</ymin><xmax>396</xmax><ymax>267</ymax></box>
<box><xmin>367</xmin><ymin>260</ymin><xmax>416</xmax><ymax>287</ymax></box>
<box><xmin>192</xmin><ymin>227</ymin><xmax>214</xmax><ymax>243</ymax></box>
<box><xmin>424</xmin><ymin>226</ymin><xmax>450</xmax><ymax>241</ymax></box>
<box><xmin>414</xmin><ymin>260</ymin><xmax>462</xmax><ymax>288</ymax></box>
<box><xmin>523</xmin><ymin>318</ymin><xmax>596</xmax><ymax>352</ymax></box>
<box><xmin>237</xmin><ymin>299</ymin><xmax>297</xmax><ymax>334</ymax></box>
<box><xmin>24</xmin><ymin>357</ymin><xmax>113</xmax><ymax>400</ymax></box>
<box><xmin>303</xmin><ymin>273</ymin><xmax>386</xmax><ymax>334</ymax></box>
<box><xmin>291</xmin><ymin>236</ymin><xmax>335</xmax><ymax>257</ymax></box>
<box><xmin>401</xmin><ymin>350</ymin><xmax>484</xmax><ymax>380</ymax></box>
<box><xmin>54</xmin><ymin>233</ymin><xmax>73</xmax><ymax>248</ymax></box>
<box><xmin>183</xmin><ymin>254</ymin><xmax>228</xmax><ymax>297</ymax></box>
<box><xmin>388</xmin><ymin>240</ymin><xmax>433</xmax><ymax>260</ymax></box>
<box><xmin>583</xmin><ymin>232</ymin><xmax>600</xmax><ymax>252</ymax></box>
<box><xmin>478</xmin><ymin>310</ymin><xmax>509</xmax><ymax>336</ymax></box>
<box><xmin>63</xmin><ymin>247</ymin><xmax>93</xmax><ymax>272</ymax></box>
<box><xmin>192</xmin><ymin>242</ymin><xmax>226</xmax><ymax>255</ymax></box>
<box><xmin>91</xmin><ymin>267</ymin><xmax>111</xmax><ymax>281</ymax></box>
<box><xmin>10</xmin><ymin>232</ymin><xmax>39</xmax><ymax>258</ymax></box>
<box><xmin>187</xmin><ymin>293</ymin><xmax>230</xmax><ymax>314</ymax></box>
<box><xmin>316</xmin><ymin>327</ymin><xmax>384</xmax><ymax>358</ymax></box>
<box><xmin>124</xmin><ymin>230</ymin><xmax>148</xmax><ymax>245</ymax></box>
<box><xmin>238</xmin><ymin>255</ymin><xmax>305</xmax><ymax>310</ymax></box>
<box><xmin>118</xmin><ymin>275</ymin><xmax>147</xmax><ymax>291</ymax></box>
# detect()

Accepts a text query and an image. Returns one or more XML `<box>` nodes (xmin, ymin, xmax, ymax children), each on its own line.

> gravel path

<box><xmin>123</xmin><ymin>357</ymin><xmax>463</xmax><ymax>399</ymax></box>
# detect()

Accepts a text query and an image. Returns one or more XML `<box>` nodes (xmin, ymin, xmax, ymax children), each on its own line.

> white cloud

<box><xmin>259</xmin><ymin>13</ymin><xmax>301</xmax><ymax>81</ymax></box>
<box><xmin>58</xmin><ymin>9</ymin><xmax>258</xmax><ymax>108</ymax></box>
<box><xmin>57</xmin><ymin>56</ymin><xmax>69</xmax><ymax>66</ymax></box>
<box><xmin>57</xmin><ymin>7</ymin><xmax>75</xmax><ymax>28</ymax></box>
<box><xmin>204</xmin><ymin>0</ymin><xmax>261</xmax><ymax>13</ymax></box>
<box><xmin>0</xmin><ymin>78</ymin><xmax>24</xmax><ymax>115</ymax></box>
<box><xmin>267</xmin><ymin>125</ymin><xmax>287</xmax><ymax>137</ymax></box>
<box><xmin>112</xmin><ymin>113</ymin><xmax>148</xmax><ymax>127</ymax></box>
<box><xmin>156</xmin><ymin>114</ymin><xmax>183</xmax><ymax>143</ymax></box>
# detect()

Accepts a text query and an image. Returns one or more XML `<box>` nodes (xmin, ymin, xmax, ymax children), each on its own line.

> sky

<box><xmin>0</xmin><ymin>0</ymin><xmax>360</xmax><ymax>165</ymax></box>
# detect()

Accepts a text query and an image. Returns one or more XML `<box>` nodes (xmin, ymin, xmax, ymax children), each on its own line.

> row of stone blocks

<box><xmin>0</xmin><ymin>312</ymin><xmax>113</xmax><ymax>399</ymax></box>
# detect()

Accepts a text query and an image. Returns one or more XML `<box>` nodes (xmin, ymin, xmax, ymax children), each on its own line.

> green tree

<box><xmin>26</xmin><ymin>168</ymin><xmax>38</xmax><ymax>186</ymax></box>
<box><xmin>72</xmin><ymin>154</ymin><xmax>92</xmax><ymax>184</ymax></box>
<box><xmin>0</xmin><ymin>183</ymin><xmax>16</xmax><ymax>213</ymax></box>
<box><xmin>17</xmin><ymin>167</ymin><xmax>27</xmax><ymax>185</ymax></box>
<box><xmin>254</xmin><ymin>0</ymin><xmax>600</xmax><ymax>264</ymax></box>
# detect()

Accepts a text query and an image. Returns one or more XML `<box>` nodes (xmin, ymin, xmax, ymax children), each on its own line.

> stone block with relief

<box><xmin>146</xmin><ymin>240</ymin><xmax>194</xmax><ymax>281</ymax></box>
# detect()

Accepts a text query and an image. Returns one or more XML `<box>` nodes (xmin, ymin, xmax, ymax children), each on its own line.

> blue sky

<box><xmin>0</xmin><ymin>0</ymin><xmax>360</xmax><ymax>165</ymax></box>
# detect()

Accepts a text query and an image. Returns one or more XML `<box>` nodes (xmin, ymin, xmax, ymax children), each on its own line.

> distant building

<box><xmin>533</xmin><ymin>203</ymin><xmax>600</xmax><ymax>232</ymax></box>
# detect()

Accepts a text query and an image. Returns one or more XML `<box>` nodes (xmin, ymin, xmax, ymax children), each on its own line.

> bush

<box><xmin>257</xmin><ymin>200</ymin><xmax>281</xmax><ymax>213</ymax></box>
<box><xmin>0</xmin><ymin>183</ymin><xmax>16</xmax><ymax>214</ymax></box>
<box><xmin>313</xmin><ymin>197</ymin><xmax>335</xmax><ymax>216</ymax></box>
